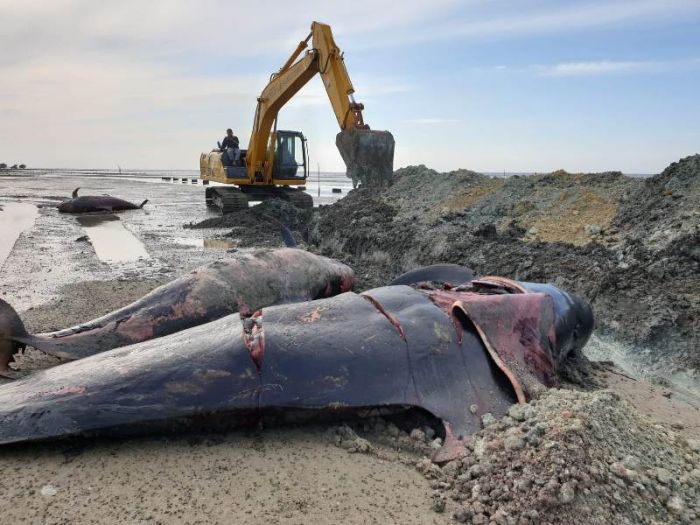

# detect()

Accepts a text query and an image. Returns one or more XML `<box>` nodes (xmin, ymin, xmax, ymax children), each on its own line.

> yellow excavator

<box><xmin>200</xmin><ymin>21</ymin><xmax>395</xmax><ymax>213</ymax></box>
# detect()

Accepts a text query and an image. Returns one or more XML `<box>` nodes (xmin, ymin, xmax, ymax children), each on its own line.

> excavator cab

<box><xmin>272</xmin><ymin>131</ymin><xmax>308</xmax><ymax>180</ymax></box>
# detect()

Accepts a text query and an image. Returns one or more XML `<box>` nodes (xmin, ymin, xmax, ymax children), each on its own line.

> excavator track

<box><xmin>206</xmin><ymin>187</ymin><xmax>249</xmax><ymax>214</ymax></box>
<box><xmin>282</xmin><ymin>188</ymin><xmax>314</xmax><ymax>210</ymax></box>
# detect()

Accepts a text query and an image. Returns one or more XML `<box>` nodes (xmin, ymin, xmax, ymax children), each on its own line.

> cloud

<box><xmin>1</xmin><ymin>1</ymin><xmax>699</xmax><ymax>170</ymax></box>
<box><xmin>535</xmin><ymin>58</ymin><xmax>700</xmax><ymax>77</ymax></box>
<box><xmin>0</xmin><ymin>55</ymin><xmax>265</xmax><ymax>122</ymax></box>
<box><xmin>468</xmin><ymin>58</ymin><xmax>700</xmax><ymax>77</ymax></box>
<box><xmin>402</xmin><ymin>118</ymin><xmax>462</xmax><ymax>125</ymax></box>
<box><xmin>0</xmin><ymin>0</ymin><xmax>461</xmax><ymax>66</ymax></box>
<box><xmin>364</xmin><ymin>0</ymin><xmax>700</xmax><ymax>47</ymax></box>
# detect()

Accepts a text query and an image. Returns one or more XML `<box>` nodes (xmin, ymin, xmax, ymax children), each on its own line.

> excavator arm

<box><xmin>248</xmin><ymin>21</ymin><xmax>395</xmax><ymax>187</ymax></box>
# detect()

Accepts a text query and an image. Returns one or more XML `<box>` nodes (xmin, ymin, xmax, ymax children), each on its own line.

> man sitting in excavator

<box><xmin>220</xmin><ymin>129</ymin><xmax>241</xmax><ymax>166</ymax></box>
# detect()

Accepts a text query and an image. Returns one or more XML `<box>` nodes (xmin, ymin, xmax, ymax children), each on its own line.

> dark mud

<box><xmin>187</xmin><ymin>199</ymin><xmax>313</xmax><ymax>248</ymax></box>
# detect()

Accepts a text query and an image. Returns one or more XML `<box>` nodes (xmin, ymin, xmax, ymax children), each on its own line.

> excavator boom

<box><xmin>248</xmin><ymin>21</ymin><xmax>395</xmax><ymax>187</ymax></box>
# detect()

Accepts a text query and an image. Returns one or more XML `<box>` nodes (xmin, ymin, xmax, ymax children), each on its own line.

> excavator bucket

<box><xmin>336</xmin><ymin>128</ymin><xmax>395</xmax><ymax>188</ymax></box>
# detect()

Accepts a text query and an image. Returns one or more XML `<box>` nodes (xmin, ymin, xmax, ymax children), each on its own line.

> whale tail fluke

<box><xmin>0</xmin><ymin>298</ymin><xmax>29</xmax><ymax>374</ymax></box>
<box><xmin>139</xmin><ymin>199</ymin><xmax>149</xmax><ymax>208</ymax></box>
<box><xmin>72</xmin><ymin>187</ymin><xmax>80</xmax><ymax>198</ymax></box>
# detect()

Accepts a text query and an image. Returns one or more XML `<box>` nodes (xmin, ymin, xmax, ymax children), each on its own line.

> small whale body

<box><xmin>58</xmin><ymin>188</ymin><xmax>148</xmax><ymax>214</ymax></box>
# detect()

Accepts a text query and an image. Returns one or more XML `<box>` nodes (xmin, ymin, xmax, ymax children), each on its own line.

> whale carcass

<box><xmin>58</xmin><ymin>188</ymin><xmax>149</xmax><ymax>213</ymax></box>
<box><xmin>0</xmin><ymin>273</ymin><xmax>593</xmax><ymax>462</ymax></box>
<box><xmin>0</xmin><ymin>248</ymin><xmax>354</xmax><ymax>371</ymax></box>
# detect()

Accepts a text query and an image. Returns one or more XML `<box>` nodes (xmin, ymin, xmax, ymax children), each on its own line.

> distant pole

<box><xmin>317</xmin><ymin>163</ymin><xmax>321</xmax><ymax>198</ymax></box>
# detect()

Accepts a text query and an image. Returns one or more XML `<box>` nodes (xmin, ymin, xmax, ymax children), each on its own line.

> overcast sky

<box><xmin>1</xmin><ymin>0</ymin><xmax>699</xmax><ymax>173</ymax></box>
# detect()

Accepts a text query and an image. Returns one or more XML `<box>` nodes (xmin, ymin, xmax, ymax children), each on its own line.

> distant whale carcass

<box><xmin>58</xmin><ymin>188</ymin><xmax>148</xmax><ymax>213</ymax></box>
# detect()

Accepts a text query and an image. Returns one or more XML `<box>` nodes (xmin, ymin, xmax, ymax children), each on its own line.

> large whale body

<box><xmin>0</xmin><ymin>274</ymin><xmax>593</xmax><ymax>463</ymax></box>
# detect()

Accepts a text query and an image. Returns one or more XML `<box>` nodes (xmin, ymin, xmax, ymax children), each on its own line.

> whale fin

<box><xmin>72</xmin><ymin>187</ymin><xmax>80</xmax><ymax>198</ymax></box>
<box><xmin>139</xmin><ymin>199</ymin><xmax>149</xmax><ymax>208</ymax></box>
<box><xmin>279</xmin><ymin>224</ymin><xmax>297</xmax><ymax>248</ymax></box>
<box><xmin>0</xmin><ymin>299</ymin><xmax>29</xmax><ymax>373</ymax></box>
<box><xmin>0</xmin><ymin>299</ymin><xmax>68</xmax><ymax>372</ymax></box>
<box><xmin>390</xmin><ymin>264</ymin><xmax>476</xmax><ymax>287</ymax></box>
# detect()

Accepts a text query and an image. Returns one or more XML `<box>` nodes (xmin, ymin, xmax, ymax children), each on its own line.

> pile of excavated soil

<box><xmin>385</xmin><ymin>166</ymin><xmax>635</xmax><ymax>246</ymax></box>
<box><xmin>186</xmin><ymin>199</ymin><xmax>311</xmax><ymax>248</ymax></box>
<box><xmin>326</xmin><ymin>389</ymin><xmax>700</xmax><ymax>525</ymax></box>
<box><xmin>416</xmin><ymin>389</ymin><xmax>700</xmax><ymax>525</ymax></box>
<box><xmin>614</xmin><ymin>155</ymin><xmax>700</xmax><ymax>251</ymax></box>
<box><xmin>308</xmin><ymin>155</ymin><xmax>700</xmax><ymax>387</ymax></box>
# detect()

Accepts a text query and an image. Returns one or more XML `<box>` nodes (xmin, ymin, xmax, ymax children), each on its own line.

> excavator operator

<box><xmin>221</xmin><ymin>129</ymin><xmax>241</xmax><ymax>166</ymax></box>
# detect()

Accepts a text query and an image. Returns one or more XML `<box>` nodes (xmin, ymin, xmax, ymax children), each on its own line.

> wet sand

<box><xmin>0</xmin><ymin>430</ymin><xmax>448</xmax><ymax>525</ymax></box>
<box><xmin>0</xmin><ymin>202</ymin><xmax>38</xmax><ymax>268</ymax></box>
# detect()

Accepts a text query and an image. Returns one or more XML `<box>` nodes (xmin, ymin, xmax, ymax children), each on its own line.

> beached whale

<box><xmin>0</xmin><ymin>274</ymin><xmax>592</xmax><ymax>462</ymax></box>
<box><xmin>58</xmin><ymin>188</ymin><xmax>148</xmax><ymax>213</ymax></box>
<box><xmin>0</xmin><ymin>248</ymin><xmax>354</xmax><ymax>372</ymax></box>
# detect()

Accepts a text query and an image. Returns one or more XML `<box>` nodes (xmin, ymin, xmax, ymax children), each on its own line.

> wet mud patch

<box><xmin>0</xmin><ymin>202</ymin><xmax>38</xmax><ymax>268</ymax></box>
<box><xmin>76</xmin><ymin>214</ymin><xmax>149</xmax><ymax>263</ymax></box>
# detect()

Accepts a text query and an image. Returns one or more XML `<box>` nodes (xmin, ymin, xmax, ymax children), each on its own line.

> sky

<box><xmin>0</xmin><ymin>0</ymin><xmax>699</xmax><ymax>173</ymax></box>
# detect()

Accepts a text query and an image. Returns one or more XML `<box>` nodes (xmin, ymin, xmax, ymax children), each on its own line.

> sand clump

<box><xmin>426</xmin><ymin>389</ymin><xmax>700</xmax><ymax>525</ymax></box>
<box><xmin>323</xmin><ymin>389</ymin><xmax>700</xmax><ymax>524</ymax></box>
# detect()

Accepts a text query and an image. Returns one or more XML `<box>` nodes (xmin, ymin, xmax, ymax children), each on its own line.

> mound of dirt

<box><xmin>614</xmin><ymin>155</ymin><xmax>700</xmax><ymax>251</ymax></box>
<box><xmin>384</xmin><ymin>166</ymin><xmax>635</xmax><ymax>246</ymax></box>
<box><xmin>417</xmin><ymin>389</ymin><xmax>700</xmax><ymax>525</ymax></box>
<box><xmin>323</xmin><ymin>388</ymin><xmax>700</xmax><ymax>524</ymax></box>
<box><xmin>309</xmin><ymin>156</ymin><xmax>700</xmax><ymax>389</ymax></box>
<box><xmin>186</xmin><ymin>199</ymin><xmax>313</xmax><ymax>248</ymax></box>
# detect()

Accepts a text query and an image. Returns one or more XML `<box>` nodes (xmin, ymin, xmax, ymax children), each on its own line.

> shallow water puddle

<box><xmin>77</xmin><ymin>214</ymin><xmax>149</xmax><ymax>263</ymax></box>
<box><xmin>174</xmin><ymin>237</ymin><xmax>236</xmax><ymax>249</ymax></box>
<box><xmin>0</xmin><ymin>202</ymin><xmax>38</xmax><ymax>267</ymax></box>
